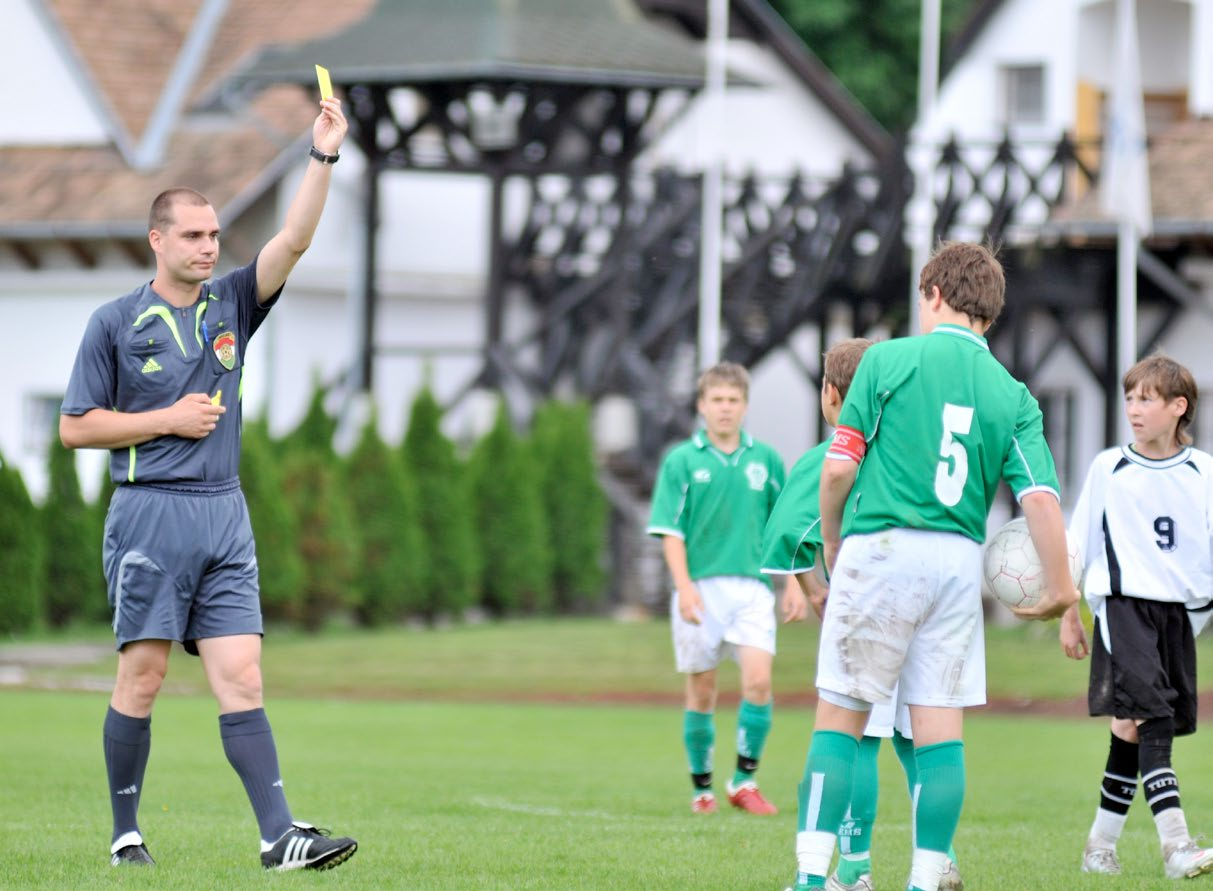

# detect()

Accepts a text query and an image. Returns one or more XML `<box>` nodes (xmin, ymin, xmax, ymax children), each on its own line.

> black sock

<box><xmin>219</xmin><ymin>708</ymin><xmax>293</xmax><ymax>842</ymax></box>
<box><xmin>103</xmin><ymin>706</ymin><xmax>151</xmax><ymax>844</ymax></box>
<box><xmin>1139</xmin><ymin>717</ymin><xmax>1181</xmax><ymax>818</ymax></box>
<box><xmin>1100</xmin><ymin>731</ymin><xmax>1139</xmax><ymax>817</ymax></box>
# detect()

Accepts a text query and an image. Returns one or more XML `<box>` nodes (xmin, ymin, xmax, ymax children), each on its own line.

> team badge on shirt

<box><xmin>745</xmin><ymin>462</ymin><xmax>768</xmax><ymax>491</ymax></box>
<box><xmin>213</xmin><ymin>331</ymin><xmax>237</xmax><ymax>370</ymax></box>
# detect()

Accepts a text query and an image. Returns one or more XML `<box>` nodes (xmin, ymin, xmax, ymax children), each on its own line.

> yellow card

<box><xmin>211</xmin><ymin>390</ymin><xmax>222</xmax><ymax>406</ymax></box>
<box><xmin>315</xmin><ymin>64</ymin><xmax>333</xmax><ymax>100</ymax></box>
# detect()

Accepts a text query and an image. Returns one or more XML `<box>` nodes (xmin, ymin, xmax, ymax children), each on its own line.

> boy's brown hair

<box><xmin>1123</xmin><ymin>353</ymin><xmax>1198</xmax><ymax>446</ymax></box>
<box><xmin>823</xmin><ymin>338</ymin><xmax>873</xmax><ymax>402</ymax></box>
<box><xmin>919</xmin><ymin>241</ymin><xmax>1005</xmax><ymax>325</ymax></box>
<box><xmin>697</xmin><ymin>361</ymin><xmax>750</xmax><ymax>400</ymax></box>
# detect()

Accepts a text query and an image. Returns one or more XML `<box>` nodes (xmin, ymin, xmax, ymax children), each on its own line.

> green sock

<box><xmin>913</xmin><ymin>740</ymin><xmax>965</xmax><ymax>855</ymax></box>
<box><xmin>732</xmin><ymin>699</ymin><xmax>772</xmax><ymax>785</ymax></box>
<box><xmin>683</xmin><ymin>710</ymin><xmax>715</xmax><ymax>787</ymax></box>
<box><xmin>895</xmin><ymin>731</ymin><xmax>958</xmax><ymax>863</ymax></box>
<box><xmin>797</xmin><ymin>730</ymin><xmax>859</xmax><ymax>834</ymax></box>
<box><xmin>836</xmin><ymin>853</ymin><xmax>871</xmax><ymax>884</ymax></box>
<box><xmin>892</xmin><ymin>729</ymin><xmax>917</xmax><ymax>791</ymax></box>
<box><xmin>837</xmin><ymin>735</ymin><xmax>881</xmax><ymax>881</ymax></box>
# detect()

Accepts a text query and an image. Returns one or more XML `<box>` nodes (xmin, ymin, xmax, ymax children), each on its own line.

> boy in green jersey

<box><xmin>763</xmin><ymin>338</ymin><xmax>961</xmax><ymax>891</ymax></box>
<box><xmin>648</xmin><ymin>362</ymin><xmax>795</xmax><ymax>815</ymax></box>
<box><xmin>761</xmin><ymin>339</ymin><xmax>871</xmax><ymax>618</ymax></box>
<box><xmin>785</xmin><ymin>242</ymin><xmax>1080</xmax><ymax>891</ymax></box>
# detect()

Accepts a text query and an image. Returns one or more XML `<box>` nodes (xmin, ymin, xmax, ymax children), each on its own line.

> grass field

<box><xmin>4</xmin><ymin>616</ymin><xmax>1213</xmax><ymax>889</ymax></box>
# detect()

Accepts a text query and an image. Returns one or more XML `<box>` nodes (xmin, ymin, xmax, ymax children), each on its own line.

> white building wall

<box><xmin>908</xmin><ymin>0</ymin><xmax>1213</xmax><ymax>514</ymax></box>
<box><xmin>644</xmin><ymin>42</ymin><xmax>872</xmax><ymax>176</ymax></box>
<box><xmin>7</xmin><ymin>0</ymin><xmax>111</xmax><ymax>146</ymax></box>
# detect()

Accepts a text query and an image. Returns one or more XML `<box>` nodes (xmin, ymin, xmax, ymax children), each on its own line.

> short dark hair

<box><xmin>822</xmin><ymin>338</ymin><xmax>873</xmax><ymax>402</ymax></box>
<box><xmin>919</xmin><ymin>241</ymin><xmax>1005</xmax><ymax>325</ymax></box>
<box><xmin>148</xmin><ymin>188</ymin><xmax>211</xmax><ymax>233</ymax></box>
<box><xmin>1123</xmin><ymin>353</ymin><xmax>1198</xmax><ymax>446</ymax></box>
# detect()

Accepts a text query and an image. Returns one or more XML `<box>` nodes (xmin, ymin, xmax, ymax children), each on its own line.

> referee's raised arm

<box><xmin>255</xmin><ymin>96</ymin><xmax>348</xmax><ymax>303</ymax></box>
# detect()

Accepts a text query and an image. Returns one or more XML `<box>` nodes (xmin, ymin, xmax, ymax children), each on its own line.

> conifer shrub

<box><xmin>343</xmin><ymin>411</ymin><xmax>426</xmax><ymax>625</ymax></box>
<box><xmin>0</xmin><ymin>453</ymin><xmax>44</xmax><ymax>634</ymax></box>
<box><xmin>240</xmin><ymin>418</ymin><xmax>305</xmax><ymax>622</ymax></box>
<box><xmin>43</xmin><ymin>433</ymin><xmax>105</xmax><ymax>625</ymax></box>
<box><xmin>532</xmin><ymin>400</ymin><xmax>608</xmax><ymax>610</ymax></box>
<box><xmin>401</xmin><ymin>386</ymin><xmax>479</xmax><ymax>621</ymax></box>
<box><xmin>467</xmin><ymin>403</ymin><xmax>553</xmax><ymax>614</ymax></box>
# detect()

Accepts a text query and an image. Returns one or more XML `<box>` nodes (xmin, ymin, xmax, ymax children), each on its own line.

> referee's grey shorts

<box><xmin>102</xmin><ymin>479</ymin><xmax>262</xmax><ymax>655</ymax></box>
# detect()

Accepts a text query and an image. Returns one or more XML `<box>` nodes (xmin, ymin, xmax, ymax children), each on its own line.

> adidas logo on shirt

<box><xmin>141</xmin><ymin>357</ymin><xmax>163</xmax><ymax>374</ymax></box>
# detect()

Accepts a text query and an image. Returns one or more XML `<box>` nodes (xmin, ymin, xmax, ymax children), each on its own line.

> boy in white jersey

<box><xmin>1061</xmin><ymin>355</ymin><xmax>1213</xmax><ymax>880</ymax></box>
<box><xmin>785</xmin><ymin>242</ymin><xmax>1080</xmax><ymax>891</ymax></box>
<box><xmin>648</xmin><ymin>362</ymin><xmax>794</xmax><ymax>815</ymax></box>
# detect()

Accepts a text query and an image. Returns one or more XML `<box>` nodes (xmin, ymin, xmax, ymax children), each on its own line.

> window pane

<box><xmin>1004</xmin><ymin>65</ymin><xmax>1045</xmax><ymax>124</ymax></box>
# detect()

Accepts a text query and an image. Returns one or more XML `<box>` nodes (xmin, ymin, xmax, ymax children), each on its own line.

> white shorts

<box><xmin>864</xmin><ymin>687</ymin><xmax>912</xmax><ymax>738</ymax></box>
<box><xmin>816</xmin><ymin>528</ymin><xmax>986</xmax><ymax>709</ymax></box>
<box><xmin>671</xmin><ymin>576</ymin><xmax>776</xmax><ymax>674</ymax></box>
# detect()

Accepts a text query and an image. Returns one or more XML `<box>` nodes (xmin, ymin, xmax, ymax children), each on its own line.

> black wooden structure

<box><xmin>229</xmin><ymin>0</ymin><xmax>1200</xmax><ymax>476</ymax></box>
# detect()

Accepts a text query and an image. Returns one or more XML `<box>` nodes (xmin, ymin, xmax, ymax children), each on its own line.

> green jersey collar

<box><xmin>932</xmin><ymin>323</ymin><xmax>989</xmax><ymax>350</ymax></box>
<box><xmin>692</xmin><ymin>429</ymin><xmax>754</xmax><ymax>451</ymax></box>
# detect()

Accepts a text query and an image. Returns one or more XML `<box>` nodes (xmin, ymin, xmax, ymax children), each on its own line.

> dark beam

<box><xmin>8</xmin><ymin>241</ymin><xmax>40</xmax><ymax>270</ymax></box>
<box><xmin>63</xmin><ymin>239</ymin><xmax>97</xmax><ymax>269</ymax></box>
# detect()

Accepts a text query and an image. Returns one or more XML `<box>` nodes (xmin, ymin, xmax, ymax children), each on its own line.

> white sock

<box><xmin>1090</xmin><ymin>807</ymin><xmax>1128</xmax><ymax>846</ymax></box>
<box><xmin>1155</xmin><ymin>807</ymin><xmax>1190</xmax><ymax>851</ymax></box>
<box><xmin>795</xmin><ymin>829</ymin><xmax>836</xmax><ymax>877</ymax></box>
<box><xmin>908</xmin><ymin>848</ymin><xmax>949</xmax><ymax>891</ymax></box>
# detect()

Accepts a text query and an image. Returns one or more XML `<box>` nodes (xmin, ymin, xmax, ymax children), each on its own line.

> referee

<box><xmin>60</xmin><ymin>96</ymin><xmax>356</xmax><ymax>872</ymax></box>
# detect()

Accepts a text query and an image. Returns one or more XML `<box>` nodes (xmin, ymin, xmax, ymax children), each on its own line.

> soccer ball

<box><xmin>981</xmin><ymin>517</ymin><xmax>1082</xmax><ymax>610</ymax></box>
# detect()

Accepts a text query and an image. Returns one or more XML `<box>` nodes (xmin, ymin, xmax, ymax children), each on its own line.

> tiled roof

<box><xmin>45</xmin><ymin>0</ymin><xmax>203</xmax><ymax>145</ymax></box>
<box><xmin>1048</xmin><ymin>118</ymin><xmax>1213</xmax><ymax>236</ymax></box>
<box><xmin>233</xmin><ymin>0</ymin><xmax>711</xmax><ymax>90</ymax></box>
<box><xmin>1149</xmin><ymin>118</ymin><xmax>1213</xmax><ymax>223</ymax></box>
<box><xmin>0</xmin><ymin>88</ymin><xmax>304</xmax><ymax>232</ymax></box>
<box><xmin>2</xmin><ymin>1</ymin><xmax>374</xmax><ymax>236</ymax></box>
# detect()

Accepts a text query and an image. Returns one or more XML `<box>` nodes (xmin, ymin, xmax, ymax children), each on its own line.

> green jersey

<box><xmin>761</xmin><ymin>441</ymin><xmax>828</xmax><ymax>574</ymax></box>
<box><xmin>830</xmin><ymin>324</ymin><xmax>1059</xmax><ymax>543</ymax></box>
<box><xmin>648</xmin><ymin>430</ymin><xmax>785</xmax><ymax>585</ymax></box>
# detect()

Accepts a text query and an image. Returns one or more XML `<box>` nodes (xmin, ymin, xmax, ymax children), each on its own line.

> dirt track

<box><xmin>4</xmin><ymin>642</ymin><xmax>1211</xmax><ymax>719</ymax></box>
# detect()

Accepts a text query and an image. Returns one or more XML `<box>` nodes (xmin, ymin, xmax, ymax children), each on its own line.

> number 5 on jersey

<box><xmin>935</xmin><ymin>403</ymin><xmax>974</xmax><ymax>506</ymax></box>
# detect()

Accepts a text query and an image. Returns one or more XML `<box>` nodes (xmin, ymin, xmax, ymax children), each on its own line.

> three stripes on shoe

<box><xmin>279</xmin><ymin>834</ymin><xmax>316</xmax><ymax>869</ymax></box>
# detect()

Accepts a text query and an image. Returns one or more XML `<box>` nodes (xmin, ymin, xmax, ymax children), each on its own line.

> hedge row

<box><xmin>0</xmin><ymin>387</ymin><xmax>609</xmax><ymax>634</ymax></box>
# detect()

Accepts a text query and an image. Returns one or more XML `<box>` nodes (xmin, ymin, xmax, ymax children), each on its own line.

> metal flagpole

<box><xmin>910</xmin><ymin>0</ymin><xmax>942</xmax><ymax>334</ymax></box>
<box><xmin>697</xmin><ymin>0</ymin><xmax>728</xmax><ymax>370</ymax></box>
<box><xmin>1102</xmin><ymin>0</ymin><xmax>1152</xmax><ymax>441</ymax></box>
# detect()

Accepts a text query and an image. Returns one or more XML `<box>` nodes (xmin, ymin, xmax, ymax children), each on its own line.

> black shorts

<box><xmin>1089</xmin><ymin>595</ymin><xmax>1198</xmax><ymax>736</ymax></box>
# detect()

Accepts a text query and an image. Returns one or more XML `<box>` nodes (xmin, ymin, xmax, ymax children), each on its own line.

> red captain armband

<box><xmin>828</xmin><ymin>425</ymin><xmax>866</xmax><ymax>463</ymax></box>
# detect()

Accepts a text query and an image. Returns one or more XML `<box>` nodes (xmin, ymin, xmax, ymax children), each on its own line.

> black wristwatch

<box><xmin>309</xmin><ymin>146</ymin><xmax>340</xmax><ymax>165</ymax></box>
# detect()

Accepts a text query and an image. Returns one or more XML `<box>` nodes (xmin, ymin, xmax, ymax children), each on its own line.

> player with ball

<box><xmin>1060</xmin><ymin>355</ymin><xmax>1213</xmax><ymax>880</ymax></box>
<box><xmin>784</xmin><ymin>242</ymin><xmax>1080</xmax><ymax>891</ymax></box>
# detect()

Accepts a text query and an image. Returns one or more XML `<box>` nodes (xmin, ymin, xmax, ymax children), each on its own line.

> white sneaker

<box><xmin>1164</xmin><ymin>840</ymin><xmax>1213</xmax><ymax>879</ymax></box>
<box><xmin>824</xmin><ymin>873</ymin><xmax>874</xmax><ymax>891</ymax></box>
<box><xmin>1082</xmin><ymin>840</ymin><xmax>1121</xmax><ymax>875</ymax></box>
<box><xmin>938</xmin><ymin>858</ymin><xmax>964</xmax><ymax>890</ymax></box>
